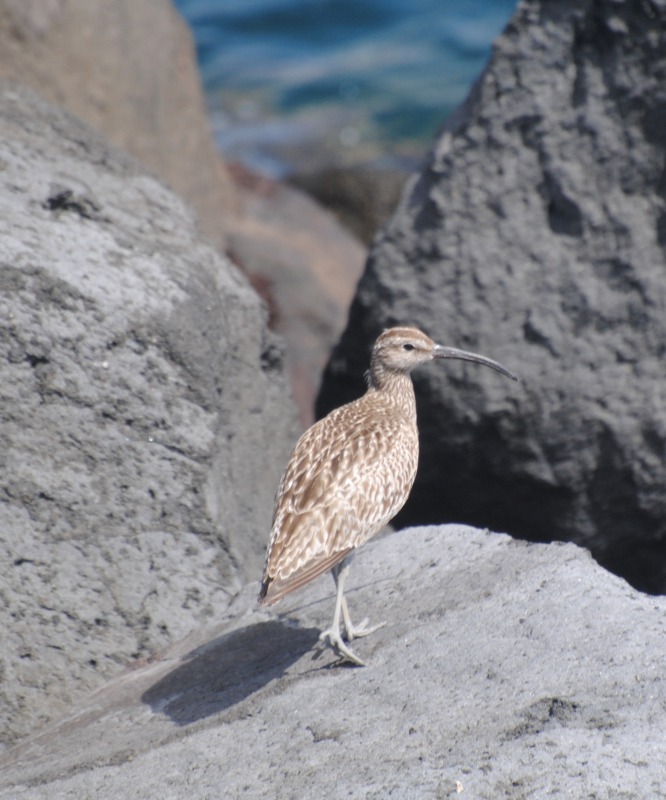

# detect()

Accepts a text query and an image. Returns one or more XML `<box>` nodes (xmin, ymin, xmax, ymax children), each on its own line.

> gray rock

<box><xmin>0</xmin><ymin>0</ymin><xmax>369</xmax><ymax>425</ymax></box>
<box><xmin>0</xmin><ymin>83</ymin><xmax>297</xmax><ymax>746</ymax></box>
<box><xmin>318</xmin><ymin>0</ymin><xmax>666</xmax><ymax>592</ymax></box>
<box><xmin>0</xmin><ymin>0</ymin><xmax>238</xmax><ymax>252</ymax></box>
<box><xmin>1</xmin><ymin>524</ymin><xmax>664</xmax><ymax>798</ymax></box>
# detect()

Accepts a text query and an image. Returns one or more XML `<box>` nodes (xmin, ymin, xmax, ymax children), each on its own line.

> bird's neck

<box><xmin>367</xmin><ymin>367</ymin><xmax>417</xmax><ymax>417</ymax></box>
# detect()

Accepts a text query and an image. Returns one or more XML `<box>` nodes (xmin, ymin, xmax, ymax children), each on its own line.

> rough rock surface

<box><xmin>318</xmin><ymin>0</ymin><xmax>666</xmax><ymax>592</ymax></box>
<box><xmin>0</xmin><ymin>1</ymin><xmax>375</xmax><ymax>424</ymax></box>
<box><xmin>0</xmin><ymin>0</ymin><xmax>237</xmax><ymax>251</ymax></box>
<box><xmin>0</xmin><ymin>84</ymin><xmax>297</xmax><ymax>746</ymax></box>
<box><xmin>0</xmin><ymin>524</ymin><xmax>664</xmax><ymax>798</ymax></box>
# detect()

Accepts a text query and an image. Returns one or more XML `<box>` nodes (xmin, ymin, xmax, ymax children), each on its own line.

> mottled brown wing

<box><xmin>259</xmin><ymin>397</ymin><xmax>418</xmax><ymax>605</ymax></box>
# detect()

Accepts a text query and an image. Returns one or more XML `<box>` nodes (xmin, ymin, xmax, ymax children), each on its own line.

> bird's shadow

<box><xmin>142</xmin><ymin>620</ymin><xmax>320</xmax><ymax>726</ymax></box>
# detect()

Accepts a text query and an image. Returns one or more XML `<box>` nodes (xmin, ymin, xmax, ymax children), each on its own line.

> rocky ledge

<box><xmin>0</xmin><ymin>524</ymin><xmax>663</xmax><ymax>798</ymax></box>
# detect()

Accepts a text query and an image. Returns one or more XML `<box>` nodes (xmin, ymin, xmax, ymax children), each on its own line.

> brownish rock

<box><xmin>290</xmin><ymin>166</ymin><xmax>409</xmax><ymax>246</ymax></box>
<box><xmin>227</xmin><ymin>164</ymin><xmax>366</xmax><ymax>427</ymax></box>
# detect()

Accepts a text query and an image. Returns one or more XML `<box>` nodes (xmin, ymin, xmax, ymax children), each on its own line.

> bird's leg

<box><xmin>335</xmin><ymin>559</ymin><xmax>386</xmax><ymax>641</ymax></box>
<box><xmin>317</xmin><ymin>560</ymin><xmax>366</xmax><ymax>666</ymax></box>
<box><xmin>317</xmin><ymin>559</ymin><xmax>386</xmax><ymax>665</ymax></box>
<box><xmin>340</xmin><ymin>593</ymin><xmax>386</xmax><ymax>641</ymax></box>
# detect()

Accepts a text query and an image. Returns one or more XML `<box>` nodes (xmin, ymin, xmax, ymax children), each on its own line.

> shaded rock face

<box><xmin>0</xmin><ymin>84</ymin><xmax>297</xmax><ymax>745</ymax></box>
<box><xmin>0</xmin><ymin>0</ymin><xmax>237</xmax><ymax>251</ymax></box>
<box><xmin>318</xmin><ymin>0</ymin><xmax>666</xmax><ymax>592</ymax></box>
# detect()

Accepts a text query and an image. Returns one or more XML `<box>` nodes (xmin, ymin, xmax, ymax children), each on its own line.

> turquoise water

<box><xmin>175</xmin><ymin>0</ymin><xmax>517</xmax><ymax>175</ymax></box>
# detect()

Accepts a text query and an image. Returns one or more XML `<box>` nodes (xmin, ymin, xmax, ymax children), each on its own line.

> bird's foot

<box><xmin>316</xmin><ymin>627</ymin><xmax>366</xmax><ymax>666</ymax></box>
<box><xmin>343</xmin><ymin>618</ymin><xmax>386</xmax><ymax>641</ymax></box>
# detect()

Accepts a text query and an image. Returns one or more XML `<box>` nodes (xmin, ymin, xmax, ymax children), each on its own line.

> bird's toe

<box><xmin>317</xmin><ymin>627</ymin><xmax>366</xmax><ymax>666</ymax></box>
<box><xmin>345</xmin><ymin>618</ymin><xmax>386</xmax><ymax>641</ymax></box>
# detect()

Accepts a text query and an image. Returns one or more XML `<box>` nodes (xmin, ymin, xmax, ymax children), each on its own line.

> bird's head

<box><xmin>371</xmin><ymin>327</ymin><xmax>441</xmax><ymax>373</ymax></box>
<box><xmin>369</xmin><ymin>326</ymin><xmax>517</xmax><ymax>385</ymax></box>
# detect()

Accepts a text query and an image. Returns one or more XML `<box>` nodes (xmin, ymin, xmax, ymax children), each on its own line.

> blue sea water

<box><xmin>174</xmin><ymin>0</ymin><xmax>518</xmax><ymax>176</ymax></box>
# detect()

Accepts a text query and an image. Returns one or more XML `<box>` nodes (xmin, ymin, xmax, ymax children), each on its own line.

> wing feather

<box><xmin>261</xmin><ymin>395</ymin><xmax>418</xmax><ymax>603</ymax></box>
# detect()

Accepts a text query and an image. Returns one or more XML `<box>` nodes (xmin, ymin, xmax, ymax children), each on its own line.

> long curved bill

<box><xmin>433</xmin><ymin>345</ymin><xmax>518</xmax><ymax>381</ymax></box>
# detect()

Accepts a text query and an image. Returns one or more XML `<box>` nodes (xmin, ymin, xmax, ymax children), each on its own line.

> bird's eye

<box><xmin>403</xmin><ymin>343</ymin><xmax>415</xmax><ymax>351</ymax></box>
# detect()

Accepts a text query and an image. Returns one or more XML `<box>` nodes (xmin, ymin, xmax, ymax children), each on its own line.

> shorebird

<box><xmin>259</xmin><ymin>326</ymin><xmax>517</xmax><ymax>665</ymax></box>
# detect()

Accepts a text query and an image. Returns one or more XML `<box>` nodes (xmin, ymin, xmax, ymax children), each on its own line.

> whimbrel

<box><xmin>259</xmin><ymin>326</ymin><xmax>517</xmax><ymax>665</ymax></box>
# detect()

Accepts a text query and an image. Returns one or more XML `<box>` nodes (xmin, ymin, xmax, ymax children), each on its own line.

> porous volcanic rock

<box><xmin>318</xmin><ymin>0</ymin><xmax>666</xmax><ymax>593</ymax></box>
<box><xmin>0</xmin><ymin>83</ymin><xmax>297</xmax><ymax>746</ymax></box>
<box><xmin>0</xmin><ymin>524</ymin><xmax>664</xmax><ymax>798</ymax></box>
<box><xmin>0</xmin><ymin>0</ymin><xmax>237</xmax><ymax>250</ymax></box>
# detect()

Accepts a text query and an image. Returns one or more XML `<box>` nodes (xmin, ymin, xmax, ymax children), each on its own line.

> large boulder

<box><xmin>0</xmin><ymin>0</ymin><xmax>371</xmax><ymax>424</ymax></box>
<box><xmin>0</xmin><ymin>0</ymin><xmax>237</xmax><ymax>251</ymax></box>
<box><xmin>318</xmin><ymin>0</ymin><xmax>666</xmax><ymax>592</ymax></box>
<box><xmin>0</xmin><ymin>83</ymin><xmax>297</xmax><ymax>746</ymax></box>
<box><xmin>0</xmin><ymin>524</ymin><xmax>664</xmax><ymax>796</ymax></box>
